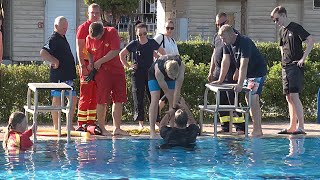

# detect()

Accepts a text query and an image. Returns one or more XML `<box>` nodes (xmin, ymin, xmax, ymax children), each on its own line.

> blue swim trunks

<box><xmin>243</xmin><ymin>76</ymin><xmax>265</xmax><ymax>95</ymax></box>
<box><xmin>148</xmin><ymin>80</ymin><xmax>175</xmax><ymax>92</ymax></box>
<box><xmin>51</xmin><ymin>80</ymin><xmax>77</xmax><ymax>97</ymax></box>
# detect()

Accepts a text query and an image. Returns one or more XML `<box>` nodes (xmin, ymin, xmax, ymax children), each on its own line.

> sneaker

<box><xmin>75</xmin><ymin>126</ymin><xmax>86</xmax><ymax>132</ymax></box>
<box><xmin>87</xmin><ymin>125</ymin><xmax>102</xmax><ymax>135</ymax></box>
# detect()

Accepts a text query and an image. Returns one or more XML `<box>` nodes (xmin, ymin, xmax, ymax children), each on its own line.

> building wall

<box><xmin>216</xmin><ymin>0</ymin><xmax>242</xmax><ymax>31</ymax></box>
<box><xmin>303</xmin><ymin>0</ymin><xmax>320</xmax><ymax>42</ymax></box>
<box><xmin>12</xmin><ymin>0</ymin><xmax>45</xmax><ymax>61</ymax></box>
<box><xmin>247</xmin><ymin>0</ymin><xmax>277</xmax><ymax>42</ymax></box>
<box><xmin>161</xmin><ymin>0</ymin><xmax>320</xmax><ymax>42</ymax></box>
<box><xmin>3</xmin><ymin>0</ymin><xmax>12</xmax><ymax>59</ymax></box>
<box><xmin>10</xmin><ymin>0</ymin><xmax>88</xmax><ymax>62</ymax></box>
<box><xmin>9</xmin><ymin>0</ymin><xmax>320</xmax><ymax>62</ymax></box>
<box><xmin>184</xmin><ymin>0</ymin><xmax>216</xmax><ymax>41</ymax></box>
<box><xmin>78</xmin><ymin>0</ymin><xmax>88</xmax><ymax>25</ymax></box>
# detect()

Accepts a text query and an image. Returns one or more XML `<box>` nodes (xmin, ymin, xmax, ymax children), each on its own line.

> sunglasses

<box><xmin>166</xmin><ymin>27</ymin><xmax>174</xmax><ymax>30</ymax></box>
<box><xmin>272</xmin><ymin>17</ymin><xmax>279</xmax><ymax>23</ymax></box>
<box><xmin>138</xmin><ymin>32</ymin><xmax>147</xmax><ymax>36</ymax></box>
<box><xmin>216</xmin><ymin>20</ymin><xmax>227</xmax><ymax>27</ymax></box>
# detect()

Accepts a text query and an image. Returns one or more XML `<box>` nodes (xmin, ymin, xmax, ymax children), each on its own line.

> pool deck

<box><xmin>0</xmin><ymin>123</ymin><xmax>319</xmax><ymax>141</ymax></box>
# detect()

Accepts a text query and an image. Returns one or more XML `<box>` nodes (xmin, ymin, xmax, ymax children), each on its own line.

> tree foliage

<box><xmin>84</xmin><ymin>0</ymin><xmax>139</xmax><ymax>27</ymax></box>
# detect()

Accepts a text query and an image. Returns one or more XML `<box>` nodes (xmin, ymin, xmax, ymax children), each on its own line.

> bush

<box><xmin>0</xmin><ymin>64</ymin><xmax>51</xmax><ymax>123</ymax></box>
<box><xmin>0</xmin><ymin>63</ymin><xmax>81</xmax><ymax>124</ymax></box>
<box><xmin>262</xmin><ymin>61</ymin><xmax>320</xmax><ymax>119</ymax></box>
<box><xmin>177</xmin><ymin>40</ymin><xmax>212</xmax><ymax>64</ymax></box>
<box><xmin>177</xmin><ymin>41</ymin><xmax>320</xmax><ymax>68</ymax></box>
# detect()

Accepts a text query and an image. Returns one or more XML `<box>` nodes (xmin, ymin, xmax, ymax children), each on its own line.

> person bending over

<box><xmin>148</xmin><ymin>55</ymin><xmax>185</xmax><ymax>138</ymax></box>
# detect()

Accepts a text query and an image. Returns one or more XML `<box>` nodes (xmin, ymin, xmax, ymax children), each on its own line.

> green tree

<box><xmin>84</xmin><ymin>0</ymin><xmax>139</xmax><ymax>27</ymax></box>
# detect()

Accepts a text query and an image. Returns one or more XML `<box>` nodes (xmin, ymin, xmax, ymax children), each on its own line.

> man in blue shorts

<box><xmin>216</xmin><ymin>25</ymin><xmax>267</xmax><ymax>137</ymax></box>
<box><xmin>148</xmin><ymin>55</ymin><xmax>185</xmax><ymax>138</ymax></box>
<box><xmin>271</xmin><ymin>6</ymin><xmax>315</xmax><ymax>135</ymax></box>
<box><xmin>40</xmin><ymin>16</ymin><xmax>78</xmax><ymax>130</ymax></box>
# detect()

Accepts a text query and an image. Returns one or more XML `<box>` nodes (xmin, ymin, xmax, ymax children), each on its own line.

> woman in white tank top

<box><xmin>154</xmin><ymin>20</ymin><xmax>179</xmax><ymax>56</ymax></box>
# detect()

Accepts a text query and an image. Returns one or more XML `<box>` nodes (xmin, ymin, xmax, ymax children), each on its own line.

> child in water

<box><xmin>2</xmin><ymin>112</ymin><xmax>35</xmax><ymax>151</ymax></box>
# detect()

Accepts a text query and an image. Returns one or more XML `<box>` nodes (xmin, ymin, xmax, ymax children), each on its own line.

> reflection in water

<box><xmin>4</xmin><ymin>149</ymin><xmax>35</xmax><ymax>179</ymax></box>
<box><xmin>3</xmin><ymin>140</ymin><xmax>73</xmax><ymax>179</ymax></box>
<box><xmin>285</xmin><ymin>136</ymin><xmax>305</xmax><ymax>166</ymax></box>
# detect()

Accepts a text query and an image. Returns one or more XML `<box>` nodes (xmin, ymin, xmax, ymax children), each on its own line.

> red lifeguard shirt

<box><xmin>86</xmin><ymin>27</ymin><xmax>124</xmax><ymax>74</ymax></box>
<box><xmin>7</xmin><ymin>129</ymin><xmax>33</xmax><ymax>151</ymax></box>
<box><xmin>76</xmin><ymin>20</ymin><xmax>92</xmax><ymax>60</ymax></box>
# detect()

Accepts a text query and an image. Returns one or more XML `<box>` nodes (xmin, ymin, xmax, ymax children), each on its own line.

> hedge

<box><xmin>1</xmin><ymin>42</ymin><xmax>320</xmax><ymax>124</ymax></box>
<box><xmin>177</xmin><ymin>41</ymin><xmax>320</xmax><ymax>67</ymax></box>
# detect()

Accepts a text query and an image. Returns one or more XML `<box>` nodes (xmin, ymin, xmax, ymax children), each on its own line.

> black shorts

<box><xmin>282</xmin><ymin>64</ymin><xmax>304</xmax><ymax>94</ymax></box>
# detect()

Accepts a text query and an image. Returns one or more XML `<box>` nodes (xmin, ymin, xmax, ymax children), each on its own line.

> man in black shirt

<box><xmin>271</xmin><ymin>6</ymin><xmax>315</xmax><ymax>135</ymax></box>
<box><xmin>40</xmin><ymin>16</ymin><xmax>77</xmax><ymax>130</ymax></box>
<box><xmin>160</xmin><ymin>108</ymin><xmax>199</xmax><ymax>147</ymax></box>
<box><xmin>216</xmin><ymin>25</ymin><xmax>268</xmax><ymax>137</ymax></box>
<box><xmin>208</xmin><ymin>12</ymin><xmax>245</xmax><ymax>134</ymax></box>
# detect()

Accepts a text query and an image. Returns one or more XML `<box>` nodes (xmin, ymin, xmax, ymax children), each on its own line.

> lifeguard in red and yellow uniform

<box><xmin>76</xmin><ymin>3</ymin><xmax>101</xmax><ymax>128</ymax></box>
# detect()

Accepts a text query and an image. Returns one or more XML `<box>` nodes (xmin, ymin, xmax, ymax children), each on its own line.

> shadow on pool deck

<box><xmin>0</xmin><ymin>123</ymin><xmax>319</xmax><ymax>141</ymax></box>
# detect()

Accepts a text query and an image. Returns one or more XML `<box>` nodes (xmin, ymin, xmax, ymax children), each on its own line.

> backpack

<box><xmin>159</xmin><ymin>33</ymin><xmax>175</xmax><ymax>48</ymax></box>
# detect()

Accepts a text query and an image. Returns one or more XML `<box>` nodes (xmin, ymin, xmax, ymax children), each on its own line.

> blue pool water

<box><xmin>1</xmin><ymin>137</ymin><xmax>320</xmax><ymax>179</ymax></box>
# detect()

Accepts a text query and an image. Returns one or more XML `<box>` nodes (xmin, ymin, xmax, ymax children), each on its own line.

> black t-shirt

<box><xmin>42</xmin><ymin>32</ymin><xmax>76</xmax><ymax>82</ymax></box>
<box><xmin>160</xmin><ymin>124</ymin><xmax>200</xmax><ymax>146</ymax></box>
<box><xmin>126</xmin><ymin>38</ymin><xmax>160</xmax><ymax>70</ymax></box>
<box><xmin>224</xmin><ymin>35</ymin><xmax>267</xmax><ymax>78</ymax></box>
<box><xmin>148</xmin><ymin>55</ymin><xmax>182</xmax><ymax>81</ymax></box>
<box><xmin>212</xmin><ymin>32</ymin><xmax>237</xmax><ymax>82</ymax></box>
<box><xmin>280</xmin><ymin>22</ymin><xmax>310</xmax><ymax>66</ymax></box>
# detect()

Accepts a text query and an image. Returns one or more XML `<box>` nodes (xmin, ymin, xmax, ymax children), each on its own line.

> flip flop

<box><xmin>277</xmin><ymin>129</ymin><xmax>293</xmax><ymax>134</ymax></box>
<box><xmin>292</xmin><ymin>129</ymin><xmax>306</xmax><ymax>135</ymax></box>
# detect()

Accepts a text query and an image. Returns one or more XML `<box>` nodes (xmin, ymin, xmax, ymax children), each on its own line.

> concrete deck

<box><xmin>1</xmin><ymin>123</ymin><xmax>319</xmax><ymax>141</ymax></box>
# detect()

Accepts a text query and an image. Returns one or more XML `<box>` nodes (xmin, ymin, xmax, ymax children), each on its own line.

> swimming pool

<box><xmin>1</xmin><ymin>137</ymin><xmax>319</xmax><ymax>179</ymax></box>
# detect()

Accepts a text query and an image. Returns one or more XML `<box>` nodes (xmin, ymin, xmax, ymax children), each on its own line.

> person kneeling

<box><xmin>160</xmin><ymin>109</ymin><xmax>199</xmax><ymax>147</ymax></box>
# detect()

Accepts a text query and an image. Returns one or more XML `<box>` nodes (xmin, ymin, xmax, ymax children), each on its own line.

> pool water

<box><xmin>1</xmin><ymin>137</ymin><xmax>319</xmax><ymax>179</ymax></box>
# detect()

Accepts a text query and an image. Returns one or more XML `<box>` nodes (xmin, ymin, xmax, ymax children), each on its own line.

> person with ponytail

<box><xmin>119</xmin><ymin>22</ymin><xmax>165</xmax><ymax>130</ymax></box>
<box><xmin>2</xmin><ymin>112</ymin><xmax>35</xmax><ymax>151</ymax></box>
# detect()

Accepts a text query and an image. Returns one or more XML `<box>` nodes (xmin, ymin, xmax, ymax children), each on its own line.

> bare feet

<box><xmin>101</xmin><ymin>129</ymin><xmax>112</xmax><ymax>136</ymax></box>
<box><xmin>250</xmin><ymin>131</ymin><xmax>263</xmax><ymax>137</ymax></box>
<box><xmin>138</xmin><ymin>121</ymin><xmax>144</xmax><ymax>131</ymax></box>
<box><xmin>150</xmin><ymin>133</ymin><xmax>161</xmax><ymax>139</ymax></box>
<box><xmin>286</xmin><ymin>128</ymin><xmax>296</xmax><ymax>133</ymax></box>
<box><xmin>138</xmin><ymin>125</ymin><xmax>144</xmax><ymax>131</ymax></box>
<box><xmin>236</xmin><ymin>130</ymin><xmax>245</xmax><ymax>135</ymax></box>
<box><xmin>113</xmin><ymin>128</ymin><xmax>130</xmax><ymax>136</ymax></box>
<box><xmin>99</xmin><ymin>126</ymin><xmax>112</xmax><ymax>136</ymax></box>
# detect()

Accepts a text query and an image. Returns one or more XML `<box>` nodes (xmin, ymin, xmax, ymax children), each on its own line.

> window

<box><xmin>314</xmin><ymin>0</ymin><xmax>320</xmax><ymax>9</ymax></box>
